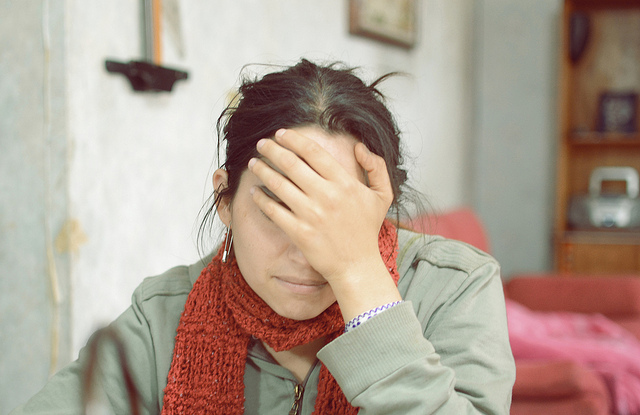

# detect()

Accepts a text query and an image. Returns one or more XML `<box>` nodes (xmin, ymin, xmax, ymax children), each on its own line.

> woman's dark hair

<box><xmin>198</xmin><ymin>59</ymin><xmax>412</xmax><ymax>250</ymax></box>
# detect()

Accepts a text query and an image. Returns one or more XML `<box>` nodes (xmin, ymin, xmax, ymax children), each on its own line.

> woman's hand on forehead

<box><xmin>248</xmin><ymin>128</ymin><xmax>401</xmax><ymax>322</ymax></box>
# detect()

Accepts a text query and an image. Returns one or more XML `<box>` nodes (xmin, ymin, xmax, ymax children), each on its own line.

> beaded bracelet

<box><xmin>344</xmin><ymin>301</ymin><xmax>403</xmax><ymax>333</ymax></box>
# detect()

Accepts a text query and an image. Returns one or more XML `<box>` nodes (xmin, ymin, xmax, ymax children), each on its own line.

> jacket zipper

<box><xmin>288</xmin><ymin>383</ymin><xmax>304</xmax><ymax>415</ymax></box>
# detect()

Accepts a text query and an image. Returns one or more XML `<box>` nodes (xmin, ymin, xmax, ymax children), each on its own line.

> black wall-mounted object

<box><xmin>105</xmin><ymin>0</ymin><xmax>188</xmax><ymax>93</ymax></box>
<box><xmin>569</xmin><ymin>12</ymin><xmax>590</xmax><ymax>63</ymax></box>
<box><xmin>105</xmin><ymin>60</ymin><xmax>188</xmax><ymax>92</ymax></box>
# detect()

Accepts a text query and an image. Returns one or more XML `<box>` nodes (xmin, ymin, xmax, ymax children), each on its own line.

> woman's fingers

<box><xmin>248</xmin><ymin>156</ymin><xmax>309</xmax><ymax>215</ymax></box>
<box><xmin>249</xmin><ymin>184</ymin><xmax>296</xmax><ymax>226</ymax></box>
<box><xmin>248</xmin><ymin>165</ymin><xmax>319</xmax><ymax>250</ymax></box>
<box><xmin>355</xmin><ymin>142</ymin><xmax>394</xmax><ymax>206</ymax></box>
<box><xmin>251</xmin><ymin>129</ymin><xmax>393</xmax><ymax>221</ymax></box>
<box><xmin>255</xmin><ymin>139</ymin><xmax>322</xmax><ymax>190</ymax></box>
<box><xmin>271</xmin><ymin>129</ymin><xmax>346</xmax><ymax>182</ymax></box>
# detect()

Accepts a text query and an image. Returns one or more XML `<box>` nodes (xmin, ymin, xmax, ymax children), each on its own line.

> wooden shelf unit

<box><xmin>569</xmin><ymin>133</ymin><xmax>640</xmax><ymax>146</ymax></box>
<box><xmin>554</xmin><ymin>0</ymin><xmax>640</xmax><ymax>274</ymax></box>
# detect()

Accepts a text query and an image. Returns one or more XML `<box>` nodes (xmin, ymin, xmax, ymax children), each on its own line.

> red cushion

<box><xmin>511</xmin><ymin>360</ymin><xmax>611</xmax><ymax>415</ymax></box>
<box><xmin>512</xmin><ymin>360</ymin><xmax>609</xmax><ymax>399</ymax></box>
<box><xmin>510</xmin><ymin>397</ymin><xmax>609</xmax><ymax>415</ymax></box>
<box><xmin>404</xmin><ymin>208</ymin><xmax>490</xmax><ymax>253</ymax></box>
<box><xmin>505</xmin><ymin>276</ymin><xmax>640</xmax><ymax>318</ymax></box>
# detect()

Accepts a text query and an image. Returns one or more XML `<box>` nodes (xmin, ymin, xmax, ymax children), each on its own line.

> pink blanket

<box><xmin>506</xmin><ymin>299</ymin><xmax>640</xmax><ymax>415</ymax></box>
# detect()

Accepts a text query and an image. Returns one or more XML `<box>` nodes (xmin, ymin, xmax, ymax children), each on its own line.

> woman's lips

<box><xmin>274</xmin><ymin>276</ymin><xmax>328</xmax><ymax>294</ymax></box>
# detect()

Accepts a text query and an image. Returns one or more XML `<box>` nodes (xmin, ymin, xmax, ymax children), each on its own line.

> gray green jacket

<box><xmin>10</xmin><ymin>229</ymin><xmax>515</xmax><ymax>414</ymax></box>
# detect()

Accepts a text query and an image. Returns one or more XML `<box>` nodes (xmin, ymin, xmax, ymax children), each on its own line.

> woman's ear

<box><xmin>212</xmin><ymin>169</ymin><xmax>232</xmax><ymax>227</ymax></box>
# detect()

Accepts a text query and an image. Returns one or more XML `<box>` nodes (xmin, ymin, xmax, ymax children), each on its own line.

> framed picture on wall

<box><xmin>349</xmin><ymin>0</ymin><xmax>418</xmax><ymax>49</ymax></box>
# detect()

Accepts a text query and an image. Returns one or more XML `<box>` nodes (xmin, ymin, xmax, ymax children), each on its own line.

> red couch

<box><xmin>403</xmin><ymin>208</ymin><xmax>640</xmax><ymax>415</ymax></box>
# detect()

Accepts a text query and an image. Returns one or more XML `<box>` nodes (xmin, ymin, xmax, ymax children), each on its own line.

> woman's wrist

<box><xmin>344</xmin><ymin>300</ymin><xmax>403</xmax><ymax>332</ymax></box>
<box><xmin>329</xmin><ymin>258</ymin><xmax>403</xmax><ymax>324</ymax></box>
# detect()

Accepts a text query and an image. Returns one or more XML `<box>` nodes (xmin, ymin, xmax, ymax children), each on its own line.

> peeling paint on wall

<box><xmin>55</xmin><ymin>218</ymin><xmax>88</xmax><ymax>254</ymax></box>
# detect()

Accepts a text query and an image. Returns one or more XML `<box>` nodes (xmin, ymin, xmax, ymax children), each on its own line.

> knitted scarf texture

<box><xmin>161</xmin><ymin>220</ymin><xmax>400</xmax><ymax>414</ymax></box>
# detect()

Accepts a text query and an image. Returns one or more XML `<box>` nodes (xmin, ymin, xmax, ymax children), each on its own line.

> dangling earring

<box><xmin>222</xmin><ymin>225</ymin><xmax>233</xmax><ymax>263</ymax></box>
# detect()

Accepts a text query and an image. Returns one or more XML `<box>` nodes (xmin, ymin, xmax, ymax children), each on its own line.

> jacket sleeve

<box><xmin>9</xmin><ymin>282</ymin><xmax>163</xmax><ymax>415</ymax></box>
<box><xmin>317</xmin><ymin>257</ymin><xmax>515</xmax><ymax>414</ymax></box>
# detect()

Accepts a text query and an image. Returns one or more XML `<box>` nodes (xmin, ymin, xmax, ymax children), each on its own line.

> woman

<box><xmin>11</xmin><ymin>59</ymin><xmax>515</xmax><ymax>414</ymax></box>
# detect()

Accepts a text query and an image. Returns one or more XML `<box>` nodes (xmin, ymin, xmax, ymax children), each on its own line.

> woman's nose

<box><xmin>287</xmin><ymin>243</ymin><xmax>310</xmax><ymax>266</ymax></box>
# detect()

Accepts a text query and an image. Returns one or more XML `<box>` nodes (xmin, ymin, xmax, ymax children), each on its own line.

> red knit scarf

<box><xmin>161</xmin><ymin>220</ymin><xmax>400</xmax><ymax>414</ymax></box>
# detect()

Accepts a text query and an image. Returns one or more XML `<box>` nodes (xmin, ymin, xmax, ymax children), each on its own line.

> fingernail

<box><xmin>275</xmin><ymin>129</ymin><xmax>286</xmax><ymax>138</ymax></box>
<box><xmin>256</xmin><ymin>139</ymin><xmax>267</xmax><ymax>150</ymax></box>
<box><xmin>248</xmin><ymin>158</ymin><xmax>257</xmax><ymax>169</ymax></box>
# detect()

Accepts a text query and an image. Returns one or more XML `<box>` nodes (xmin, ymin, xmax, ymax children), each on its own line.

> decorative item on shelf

<box><xmin>597</xmin><ymin>92</ymin><xmax>638</xmax><ymax>134</ymax></box>
<box><xmin>349</xmin><ymin>0</ymin><xmax>417</xmax><ymax>49</ymax></box>
<box><xmin>569</xmin><ymin>11</ymin><xmax>590</xmax><ymax>63</ymax></box>
<box><xmin>568</xmin><ymin>166</ymin><xmax>640</xmax><ymax>230</ymax></box>
<box><xmin>105</xmin><ymin>0</ymin><xmax>188</xmax><ymax>92</ymax></box>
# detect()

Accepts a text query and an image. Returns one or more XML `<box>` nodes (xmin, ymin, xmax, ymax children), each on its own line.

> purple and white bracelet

<box><xmin>344</xmin><ymin>301</ymin><xmax>403</xmax><ymax>333</ymax></box>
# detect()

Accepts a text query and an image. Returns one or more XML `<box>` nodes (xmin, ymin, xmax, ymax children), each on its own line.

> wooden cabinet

<box><xmin>558</xmin><ymin>234</ymin><xmax>640</xmax><ymax>273</ymax></box>
<box><xmin>554</xmin><ymin>0</ymin><xmax>640</xmax><ymax>273</ymax></box>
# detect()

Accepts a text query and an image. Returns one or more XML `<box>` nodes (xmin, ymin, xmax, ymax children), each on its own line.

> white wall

<box><xmin>0</xmin><ymin>1</ymin><xmax>72</xmax><ymax>410</ymax></box>
<box><xmin>472</xmin><ymin>0</ymin><xmax>561</xmax><ymax>277</ymax></box>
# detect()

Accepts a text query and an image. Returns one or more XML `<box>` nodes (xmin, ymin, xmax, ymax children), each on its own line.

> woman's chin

<box><xmin>272</xmin><ymin>301</ymin><xmax>336</xmax><ymax>322</ymax></box>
